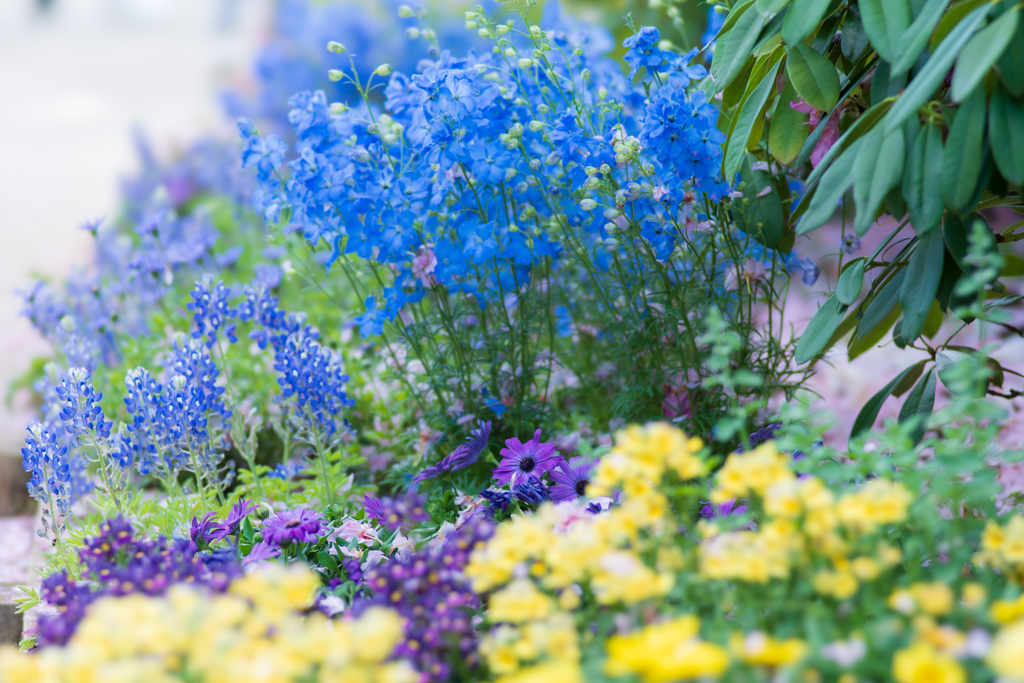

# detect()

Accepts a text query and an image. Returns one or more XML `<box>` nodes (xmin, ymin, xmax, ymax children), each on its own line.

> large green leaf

<box><xmin>857</xmin><ymin>269</ymin><xmax>907</xmax><ymax>339</ymax></box>
<box><xmin>997</xmin><ymin>18</ymin><xmax>1024</xmax><ymax>97</ymax></box>
<box><xmin>781</xmin><ymin>0</ymin><xmax>834</xmax><ymax>45</ymax></box>
<box><xmin>756</xmin><ymin>0</ymin><xmax>791</xmax><ymax>13</ymax></box>
<box><xmin>870</xmin><ymin>61</ymin><xmax>908</xmax><ymax>109</ymax></box>
<box><xmin>860</xmin><ymin>0</ymin><xmax>911</xmax><ymax>63</ymax></box>
<box><xmin>849</xmin><ymin>360</ymin><xmax>929</xmax><ymax>444</ymax></box>
<box><xmin>931</xmin><ymin>0</ymin><xmax>989</xmax><ymax>51</ymax></box>
<box><xmin>899</xmin><ymin>228</ymin><xmax>945</xmax><ymax>342</ymax></box>
<box><xmin>807</xmin><ymin>98</ymin><xmax>895</xmax><ymax>187</ymax></box>
<box><xmin>941</xmin><ymin>86</ymin><xmax>988</xmax><ymax>215</ymax></box>
<box><xmin>897</xmin><ymin>369</ymin><xmax>936</xmax><ymax>446</ymax></box>
<box><xmin>837</xmin><ymin>258</ymin><xmax>865</xmax><ymax>305</ymax></box>
<box><xmin>769</xmin><ymin>79</ymin><xmax>809</xmax><ymax>165</ymax></box>
<box><xmin>712</xmin><ymin>2</ymin><xmax>767</xmax><ymax>92</ymax></box>
<box><xmin>942</xmin><ymin>212</ymin><xmax>970</xmax><ymax>271</ymax></box>
<box><xmin>951</xmin><ymin>8</ymin><xmax>1021</xmax><ymax>102</ymax></box>
<box><xmin>903</xmin><ymin>120</ymin><xmax>945</xmax><ymax>236</ymax></box>
<box><xmin>841</xmin><ymin>7</ymin><xmax>871</xmax><ymax>63</ymax></box>
<box><xmin>796</xmin><ymin>137</ymin><xmax>866</xmax><ymax>234</ymax></box>
<box><xmin>891</xmin><ymin>0</ymin><xmax>950</xmax><ymax>75</ymax></box>
<box><xmin>736</xmin><ymin>158</ymin><xmax>785</xmax><ymax>248</ymax></box>
<box><xmin>989</xmin><ymin>84</ymin><xmax>1024</xmax><ymax>185</ymax></box>
<box><xmin>794</xmin><ymin>295</ymin><xmax>847</xmax><ymax>364</ymax></box>
<box><xmin>885</xmin><ymin>5</ymin><xmax>991</xmax><ymax>135</ymax></box>
<box><xmin>722</xmin><ymin>60</ymin><xmax>784</xmax><ymax>183</ymax></box>
<box><xmin>853</xmin><ymin>126</ymin><xmax>906</xmax><ymax>236</ymax></box>
<box><xmin>786</xmin><ymin>43</ymin><xmax>840</xmax><ymax>111</ymax></box>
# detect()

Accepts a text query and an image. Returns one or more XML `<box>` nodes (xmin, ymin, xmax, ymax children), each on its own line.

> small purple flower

<box><xmin>190</xmin><ymin>512</ymin><xmax>228</xmax><ymax>549</ymax></box>
<box><xmin>548</xmin><ymin>456</ymin><xmax>596</xmax><ymax>503</ymax></box>
<box><xmin>493</xmin><ymin>428</ymin><xmax>562</xmax><ymax>486</ymax></box>
<box><xmin>225</xmin><ymin>498</ymin><xmax>258</xmax><ymax>535</ymax></box>
<box><xmin>414</xmin><ymin>420</ymin><xmax>491</xmax><ymax>483</ymax></box>
<box><xmin>699</xmin><ymin>498</ymin><xmax>749</xmax><ymax>519</ymax></box>
<box><xmin>363</xmin><ymin>494</ymin><xmax>387</xmax><ymax>523</ymax></box>
<box><xmin>243</xmin><ymin>540</ymin><xmax>282</xmax><ymax>565</ymax></box>
<box><xmin>512</xmin><ymin>477</ymin><xmax>550</xmax><ymax>506</ymax></box>
<box><xmin>840</xmin><ymin>234</ymin><xmax>862</xmax><ymax>255</ymax></box>
<box><xmin>480</xmin><ymin>489</ymin><xmax>512</xmax><ymax>517</ymax></box>
<box><xmin>364</xmin><ymin>492</ymin><xmax>429</xmax><ymax>530</ymax></box>
<box><xmin>735</xmin><ymin>422</ymin><xmax>783</xmax><ymax>453</ymax></box>
<box><xmin>261</xmin><ymin>508</ymin><xmax>325</xmax><ymax>545</ymax></box>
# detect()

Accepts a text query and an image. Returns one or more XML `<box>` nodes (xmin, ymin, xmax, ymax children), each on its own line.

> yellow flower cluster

<box><xmin>698</xmin><ymin>520</ymin><xmax>802</xmax><ymax>583</ymax></box>
<box><xmin>974</xmin><ymin>515</ymin><xmax>1024</xmax><ymax>582</ymax></box>
<box><xmin>479</xmin><ymin>612</ymin><xmax>579</xmax><ymax>677</ymax></box>
<box><xmin>729</xmin><ymin>631</ymin><xmax>806</xmax><ymax>666</ymax></box>
<box><xmin>893</xmin><ymin>641</ymin><xmax>965</xmax><ymax>683</ymax></box>
<box><xmin>0</xmin><ymin>565</ymin><xmax>416</xmax><ymax>683</ymax></box>
<box><xmin>605</xmin><ymin>616</ymin><xmax>728</xmax><ymax>682</ymax></box>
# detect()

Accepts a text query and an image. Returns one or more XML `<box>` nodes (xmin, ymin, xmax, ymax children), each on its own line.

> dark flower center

<box><xmin>284</xmin><ymin>520</ymin><xmax>303</xmax><ymax>528</ymax></box>
<box><xmin>519</xmin><ymin>456</ymin><xmax>535</xmax><ymax>472</ymax></box>
<box><xmin>574</xmin><ymin>479</ymin><xmax>589</xmax><ymax>496</ymax></box>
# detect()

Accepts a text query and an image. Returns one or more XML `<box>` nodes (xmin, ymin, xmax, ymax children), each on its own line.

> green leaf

<box><xmin>769</xmin><ymin>78</ymin><xmax>809</xmax><ymax>164</ymax></box>
<box><xmin>951</xmin><ymin>8</ymin><xmax>1021</xmax><ymax>102</ymax></box>
<box><xmin>797</xmin><ymin>137</ymin><xmax>865</xmax><ymax>234</ymax></box>
<box><xmin>899</xmin><ymin>228</ymin><xmax>945</xmax><ymax>342</ymax></box>
<box><xmin>794</xmin><ymin>295</ymin><xmax>847</xmax><ymax>364</ymax></box>
<box><xmin>849</xmin><ymin>360</ymin><xmax>928</xmax><ymax>444</ymax></box>
<box><xmin>736</xmin><ymin>157</ymin><xmax>785</xmax><ymax>248</ymax></box>
<box><xmin>317</xmin><ymin>551</ymin><xmax>340</xmax><ymax>574</ymax></box>
<box><xmin>941</xmin><ymin>86</ymin><xmax>988</xmax><ymax>215</ymax></box>
<box><xmin>891</xmin><ymin>0</ymin><xmax>949</xmax><ymax>76</ymax></box>
<box><xmin>860</xmin><ymin>0</ymin><xmax>911</xmax><ymax>63</ymax></box>
<box><xmin>756</xmin><ymin>0</ymin><xmax>791</xmax><ymax>14</ymax></box>
<box><xmin>870</xmin><ymin>60</ymin><xmax>908</xmax><ymax>109</ymax></box>
<box><xmin>781</xmin><ymin>0</ymin><xmax>833</xmax><ymax>46</ymax></box>
<box><xmin>723</xmin><ymin>60</ymin><xmax>784</xmax><ymax>183</ymax></box>
<box><xmin>996</xmin><ymin>17</ymin><xmax>1024</xmax><ymax>97</ymax></box>
<box><xmin>849</xmin><ymin>301</ymin><xmax>901</xmax><ymax>360</ymax></box>
<box><xmin>853</xmin><ymin>126</ymin><xmax>906</xmax><ymax>236</ymax></box>
<box><xmin>898</xmin><ymin>369</ymin><xmax>936</xmax><ymax>446</ymax></box>
<box><xmin>989</xmin><ymin>84</ymin><xmax>1024</xmax><ymax>185</ymax></box>
<box><xmin>931</xmin><ymin>0</ymin><xmax>989</xmax><ymax>51</ymax></box>
<box><xmin>722</xmin><ymin>58</ymin><xmax>757</xmax><ymax>109</ymax></box>
<box><xmin>808</xmin><ymin>97</ymin><xmax>896</xmax><ymax>187</ymax></box>
<box><xmin>713</xmin><ymin>3</ymin><xmax>768</xmax><ymax>92</ymax></box>
<box><xmin>903</xmin><ymin>120</ymin><xmax>945</xmax><ymax>236</ymax></box>
<box><xmin>892</xmin><ymin>361</ymin><xmax>927</xmax><ymax>398</ymax></box>
<box><xmin>857</xmin><ymin>269</ymin><xmax>907</xmax><ymax>339</ymax></box>
<box><xmin>841</xmin><ymin>7</ymin><xmax>871</xmax><ymax>63</ymax></box>
<box><xmin>1002</xmin><ymin>254</ymin><xmax>1024</xmax><ymax>277</ymax></box>
<box><xmin>786</xmin><ymin>43</ymin><xmax>840</xmax><ymax>111</ymax></box>
<box><xmin>936</xmin><ymin>349</ymin><xmax>987</xmax><ymax>397</ymax></box>
<box><xmin>942</xmin><ymin>211</ymin><xmax>971</xmax><ymax>271</ymax></box>
<box><xmin>885</xmin><ymin>5</ymin><xmax>991</xmax><ymax>135</ymax></box>
<box><xmin>837</xmin><ymin>258</ymin><xmax>865</xmax><ymax>305</ymax></box>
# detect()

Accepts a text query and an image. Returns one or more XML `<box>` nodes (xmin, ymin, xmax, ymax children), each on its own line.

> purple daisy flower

<box><xmin>261</xmin><ymin>508</ymin><xmax>325</xmax><ymax>545</ymax></box>
<box><xmin>190</xmin><ymin>512</ymin><xmax>228</xmax><ymax>549</ymax></box>
<box><xmin>548</xmin><ymin>456</ymin><xmax>596</xmax><ymax>503</ymax></box>
<box><xmin>493</xmin><ymin>428</ymin><xmax>562</xmax><ymax>486</ymax></box>
<box><xmin>243</xmin><ymin>540</ymin><xmax>282</xmax><ymax>565</ymax></box>
<box><xmin>225</xmin><ymin>498</ymin><xmax>258</xmax><ymax>535</ymax></box>
<box><xmin>699</xmin><ymin>498</ymin><xmax>749</xmax><ymax>519</ymax></box>
<box><xmin>735</xmin><ymin>422</ymin><xmax>783</xmax><ymax>453</ymax></box>
<box><xmin>363</xmin><ymin>494</ymin><xmax>387</xmax><ymax>522</ymax></box>
<box><xmin>414</xmin><ymin>420</ymin><xmax>491</xmax><ymax>483</ymax></box>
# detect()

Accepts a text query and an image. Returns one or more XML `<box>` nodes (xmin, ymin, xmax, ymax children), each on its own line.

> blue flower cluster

<box><xmin>21</xmin><ymin>423</ymin><xmax>72</xmax><ymax>544</ymax></box>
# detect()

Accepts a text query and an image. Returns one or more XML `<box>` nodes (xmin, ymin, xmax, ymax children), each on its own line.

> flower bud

<box><xmin>517</xmin><ymin>58</ymin><xmax>534</xmax><ymax>69</ymax></box>
<box><xmin>598</xmin><ymin>87</ymin><xmax>608</xmax><ymax>101</ymax></box>
<box><xmin>497</xmin><ymin>24</ymin><xmax>510</xmax><ymax>35</ymax></box>
<box><xmin>328</xmin><ymin>69</ymin><xmax>344</xmax><ymax>82</ymax></box>
<box><xmin>327</xmin><ymin>41</ymin><xmax>346</xmax><ymax>54</ymax></box>
<box><xmin>406</xmin><ymin>27</ymin><xmax>421</xmax><ymax>39</ymax></box>
<box><xmin>329</xmin><ymin>102</ymin><xmax>348</xmax><ymax>114</ymax></box>
<box><xmin>255</xmin><ymin>503</ymin><xmax>273</xmax><ymax>521</ymax></box>
<box><xmin>464</xmin><ymin>10</ymin><xmax>478</xmax><ymax>19</ymax></box>
<box><xmin>580</xmin><ymin>198</ymin><xmax>598</xmax><ymax>211</ymax></box>
<box><xmin>465</xmin><ymin>20</ymin><xmax>479</xmax><ymax>29</ymax></box>
<box><xmin>374</xmin><ymin>64</ymin><xmax>392</xmax><ymax>76</ymax></box>
<box><xmin>398</xmin><ymin>4</ymin><xmax>414</xmax><ymax>17</ymax></box>
<box><xmin>528</xmin><ymin>120</ymin><xmax>544</xmax><ymax>132</ymax></box>
<box><xmin>581</xmin><ymin>68</ymin><xmax>591</xmax><ymax>80</ymax></box>
<box><xmin>478</xmin><ymin>28</ymin><xmax>491</xmax><ymax>37</ymax></box>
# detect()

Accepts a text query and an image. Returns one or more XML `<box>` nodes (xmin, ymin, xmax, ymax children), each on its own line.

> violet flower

<box><xmin>492</xmin><ymin>428</ymin><xmax>562</xmax><ymax>485</ymax></box>
<box><xmin>225</xmin><ymin>498</ymin><xmax>258</xmax><ymax>535</ymax></box>
<box><xmin>414</xmin><ymin>420</ymin><xmax>491</xmax><ymax>483</ymax></box>
<box><xmin>190</xmin><ymin>512</ymin><xmax>228</xmax><ymax>549</ymax></box>
<box><xmin>243</xmin><ymin>540</ymin><xmax>282</xmax><ymax>565</ymax></box>
<box><xmin>549</xmin><ymin>456</ymin><xmax>597</xmax><ymax>503</ymax></box>
<box><xmin>261</xmin><ymin>508</ymin><xmax>325</xmax><ymax>545</ymax></box>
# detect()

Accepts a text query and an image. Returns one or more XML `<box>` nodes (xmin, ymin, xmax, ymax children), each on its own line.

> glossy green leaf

<box><xmin>989</xmin><ymin>85</ymin><xmax>1024</xmax><ymax>185</ymax></box>
<box><xmin>936</xmin><ymin>349</ymin><xmax>987</xmax><ymax>397</ymax></box>
<box><xmin>996</xmin><ymin>18</ymin><xmax>1024</xmax><ymax>97</ymax></box>
<box><xmin>713</xmin><ymin>3</ymin><xmax>768</xmax><ymax>92</ymax></box>
<box><xmin>723</xmin><ymin>60</ymin><xmax>784</xmax><ymax>184</ymax></box>
<box><xmin>899</xmin><ymin>228</ymin><xmax>945</xmax><ymax>342</ymax></box>
<box><xmin>903</xmin><ymin>120</ymin><xmax>945</xmax><ymax>236</ymax></box>
<box><xmin>853</xmin><ymin>126</ymin><xmax>906</xmax><ymax>236</ymax></box>
<box><xmin>885</xmin><ymin>6</ymin><xmax>990</xmax><ymax>135</ymax></box>
<box><xmin>891</xmin><ymin>0</ymin><xmax>949</xmax><ymax>76</ymax></box>
<box><xmin>849</xmin><ymin>301</ymin><xmax>902</xmax><ymax>360</ymax></box>
<box><xmin>892</xmin><ymin>359</ymin><xmax>927</xmax><ymax>398</ymax></box>
<box><xmin>951</xmin><ymin>8</ymin><xmax>1020</xmax><ymax>102</ymax></box>
<box><xmin>857</xmin><ymin>269</ymin><xmax>907</xmax><ymax>339</ymax></box>
<box><xmin>943</xmin><ymin>212</ymin><xmax>970</xmax><ymax>271</ymax></box>
<box><xmin>756</xmin><ymin>0</ymin><xmax>790</xmax><ymax>14</ymax></box>
<box><xmin>808</xmin><ymin>98</ymin><xmax>895</xmax><ymax>187</ymax></box>
<box><xmin>898</xmin><ymin>369</ymin><xmax>936</xmax><ymax>446</ymax></box>
<box><xmin>837</xmin><ymin>258</ymin><xmax>865</xmax><ymax>305</ymax></box>
<box><xmin>849</xmin><ymin>360</ymin><xmax>928</xmax><ymax>444</ymax></box>
<box><xmin>787</xmin><ymin>43</ymin><xmax>840</xmax><ymax>111</ymax></box>
<box><xmin>769</xmin><ymin>78</ymin><xmax>809</xmax><ymax>165</ymax></box>
<box><xmin>736</xmin><ymin>158</ymin><xmax>785</xmax><ymax>248</ymax></box>
<box><xmin>870</xmin><ymin>61</ymin><xmax>908</xmax><ymax>109</ymax></box>
<box><xmin>797</xmin><ymin>137</ymin><xmax>866</xmax><ymax>234</ymax></box>
<box><xmin>1002</xmin><ymin>254</ymin><xmax>1024</xmax><ymax>277</ymax></box>
<box><xmin>794</xmin><ymin>295</ymin><xmax>847</xmax><ymax>364</ymax></box>
<box><xmin>860</xmin><ymin>0</ymin><xmax>911</xmax><ymax>63</ymax></box>
<box><xmin>941</xmin><ymin>86</ymin><xmax>987</xmax><ymax>215</ymax></box>
<box><xmin>841</xmin><ymin>8</ymin><xmax>871</xmax><ymax>62</ymax></box>
<box><xmin>931</xmin><ymin>0</ymin><xmax>988</xmax><ymax>51</ymax></box>
<box><xmin>781</xmin><ymin>0</ymin><xmax>833</xmax><ymax>45</ymax></box>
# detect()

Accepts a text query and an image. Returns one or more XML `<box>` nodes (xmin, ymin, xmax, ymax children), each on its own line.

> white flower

<box><xmin>820</xmin><ymin>638</ymin><xmax>866</xmax><ymax>667</ymax></box>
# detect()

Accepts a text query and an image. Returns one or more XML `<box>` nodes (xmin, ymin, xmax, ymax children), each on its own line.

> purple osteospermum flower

<box><xmin>548</xmin><ymin>456</ymin><xmax>596</xmax><ymax>503</ymax></box>
<box><xmin>261</xmin><ymin>508</ymin><xmax>325</xmax><ymax>545</ymax></box>
<box><xmin>414</xmin><ymin>420</ymin><xmax>491</xmax><ymax>483</ymax></box>
<box><xmin>363</xmin><ymin>494</ymin><xmax>387</xmax><ymax>523</ymax></box>
<box><xmin>225</xmin><ymin>498</ymin><xmax>258</xmax><ymax>535</ymax></box>
<box><xmin>735</xmin><ymin>422</ymin><xmax>783</xmax><ymax>453</ymax></box>
<box><xmin>699</xmin><ymin>498</ymin><xmax>749</xmax><ymax>519</ymax></box>
<box><xmin>493</xmin><ymin>428</ymin><xmax>562</xmax><ymax>486</ymax></box>
<box><xmin>243</xmin><ymin>540</ymin><xmax>282</xmax><ymax>565</ymax></box>
<box><xmin>190</xmin><ymin>512</ymin><xmax>228</xmax><ymax>549</ymax></box>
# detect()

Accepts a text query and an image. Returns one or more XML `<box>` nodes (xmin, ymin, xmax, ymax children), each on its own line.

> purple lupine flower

<box><xmin>548</xmin><ymin>456</ymin><xmax>596</xmax><ymax>502</ymax></box>
<box><xmin>243</xmin><ymin>540</ymin><xmax>282</xmax><ymax>565</ymax></box>
<box><xmin>414</xmin><ymin>420</ymin><xmax>491</xmax><ymax>483</ymax></box>
<box><xmin>492</xmin><ymin>428</ymin><xmax>562</xmax><ymax>486</ymax></box>
<box><xmin>261</xmin><ymin>508</ymin><xmax>325</xmax><ymax>545</ymax></box>
<box><xmin>190</xmin><ymin>512</ymin><xmax>228</xmax><ymax>549</ymax></box>
<box><xmin>225</xmin><ymin>498</ymin><xmax>258</xmax><ymax>535</ymax></box>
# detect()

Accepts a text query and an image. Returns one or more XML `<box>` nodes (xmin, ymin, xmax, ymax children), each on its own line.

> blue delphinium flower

<box><xmin>622</xmin><ymin>26</ymin><xmax>670</xmax><ymax>81</ymax></box>
<box><xmin>787</xmin><ymin>255</ymin><xmax>822</xmax><ymax>286</ymax></box>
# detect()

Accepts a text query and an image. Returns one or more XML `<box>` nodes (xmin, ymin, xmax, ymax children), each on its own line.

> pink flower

<box><xmin>332</xmin><ymin>518</ymin><xmax>380</xmax><ymax>546</ymax></box>
<box><xmin>652</xmin><ymin>185</ymin><xmax>669</xmax><ymax>202</ymax></box>
<box><xmin>811</xmin><ymin>114</ymin><xmax>842</xmax><ymax>168</ymax></box>
<box><xmin>790</xmin><ymin>98</ymin><xmax>821</xmax><ymax>127</ymax></box>
<box><xmin>412</xmin><ymin>246</ymin><xmax>437</xmax><ymax>287</ymax></box>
